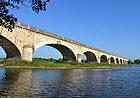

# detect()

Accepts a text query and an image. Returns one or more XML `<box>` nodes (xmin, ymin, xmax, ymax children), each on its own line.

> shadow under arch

<box><xmin>110</xmin><ymin>57</ymin><xmax>115</xmax><ymax>64</ymax></box>
<box><xmin>116</xmin><ymin>58</ymin><xmax>119</xmax><ymax>64</ymax></box>
<box><xmin>120</xmin><ymin>59</ymin><xmax>122</xmax><ymax>64</ymax></box>
<box><xmin>123</xmin><ymin>60</ymin><xmax>125</xmax><ymax>64</ymax></box>
<box><xmin>34</xmin><ymin>44</ymin><xmax>76</xmax><ymax>62</ymax></box>
<box><xmin>82</xmin><ymin>51</ymin><xmax>97</xmax><ymax>63</ymax></box>
<box><xmin>101</xmin><ymin>55</ymin><xmax>108</xmax><ymax>63</ymax></box>
<box><xmin>0</xmin><ymin>35</ymin><xmax>21</xmax><ymax>59</ymax></box>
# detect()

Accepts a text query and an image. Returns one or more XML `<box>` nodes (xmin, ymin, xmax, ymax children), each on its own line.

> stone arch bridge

<box><xmin>0</xmin><ymin>22</ymin><xmax>128</xmax><ymax>64</ymax></box>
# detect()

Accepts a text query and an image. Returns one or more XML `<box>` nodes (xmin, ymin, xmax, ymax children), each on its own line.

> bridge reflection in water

<box><xmin>0</xmin><ymin>68</ymin><xmax>32</xmax><ymax>97</ymax></box>
<box><xmin>0</xmin><ymin>65</ymin><xmax>140</xmax><ymax>97</ymax></box>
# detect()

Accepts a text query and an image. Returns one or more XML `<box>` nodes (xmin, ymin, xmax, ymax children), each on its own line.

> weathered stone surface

<box><xmin>0</xmin><ymin>22</ymin><xmax>128</xmax><ymax>64</ymax></box>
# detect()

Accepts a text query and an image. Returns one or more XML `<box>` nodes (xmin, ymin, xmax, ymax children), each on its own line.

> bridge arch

<box><xmin>110</xmin><ymin>57</ymin><xmax>115</xmax><ymax>64</ymax></box>
<box><xmin>0</xmin><ymin>35</ymin><xmax>21</xmax><ymax>59</ymax></box>
<box><xmin>34</xmin><ymin>41</ymin><xmax>76</xmax><ymax>62</ymax></box>
<box><xmin>120</xmin><ymin>59</ymin><xmax>122</xmax><ymax>64</ymax></box>
<box><xmin>123</xmin><ymin>60</ymin><xmax>125</xmax><ymax>64</ymax></box>
<box><xmin>82</xmin><ymin>51</ymin><xmax>97</xmax><ymax>63</ymax></box>
<box><xmin>100</xmin><ymin>55</ymin><xmax>108</xmax><ymax>63</ymax></box>
<box><xmin>116</xmin><ymin>58</ymin><xmax>119</xmax><ymax>64</ymax></box>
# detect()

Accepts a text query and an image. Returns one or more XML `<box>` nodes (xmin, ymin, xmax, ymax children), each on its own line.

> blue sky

<box><xmin>1</xmin><ymin>0</ymin><xmax>140</xmax><ymax>60</ymax></box>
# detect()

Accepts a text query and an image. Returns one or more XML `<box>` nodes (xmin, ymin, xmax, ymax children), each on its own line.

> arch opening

<box><xmin>33</xmin><ymin>44</ymin><xmax>76</xmax><ymax>62</ymax></box>
<box><xmin>123</xmin><ymin>60</ymin><xmax>125</xmax><ymax>64</ymax></box>
<box><xmin>120</xmin><ymin>59</ymin><xmax>122</xmax><ymax>64</ymax></box>
<box><xmin>116</xmin><ymin>58</ymin><xmax>119</xmax><ymax>64</ymax></box>
<box><xmin>101</xmin><ymin>55</ymin><xmax>108</xmax><ymax>63</ymax></box>
<box><xmin>33</xmin><ymin>45</ymin><xmax>63</xmax><ymax>61</ymax></box>
<box><xmin>82</xmin><ymin>51</ymin><xmax>97</xmax><ymax>63</ymax></box>
<box><xmin>81</xmin><ymin>54</ymin><xmax>86</xmax><ymax>63</ymax></box>
<box><xmin>0</xmin><ymin>47</ymin><xmax>6</xmax><ymax>60</ymax></box>
<box><xmin>0</xmin><ymin>35</ymin><xmax>21</xmax><ymax>60</ymax></box>
<box><xmin>110</xmin><ymin>57</ymin><xmax>115</xmax><ymax>64</ymax></box>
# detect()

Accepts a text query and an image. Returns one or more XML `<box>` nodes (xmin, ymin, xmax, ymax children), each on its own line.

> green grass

<box><xmin>0</xmin><ymin>60</ymin><xmax>129</xmax><ymax>69</ymax></box>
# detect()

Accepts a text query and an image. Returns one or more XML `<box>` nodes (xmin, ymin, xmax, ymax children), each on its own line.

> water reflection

<box><xmin>0</xmin><ymin>65</ymin><xmax>140</xmax><ymax>97</ymax></box>
<box><xmin>0</xmin><ymin>68</ymin><xmax>32</xmax><ymax>97</ymax></box>
<box><xmin>30</xmin><ymin>70</ymin><xmax>62</xmax><ymax>97</ymax></box>
<box><xmin>0</xmin><ymin>67</ymin><xmax>5</xmax><ymax>90</ymax></box>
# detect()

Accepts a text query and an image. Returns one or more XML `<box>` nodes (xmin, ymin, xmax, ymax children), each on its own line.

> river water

<box><xmin>0</xmin><ymin>64</ymin><xmax>140</xmax><ymax>97</ymax></box>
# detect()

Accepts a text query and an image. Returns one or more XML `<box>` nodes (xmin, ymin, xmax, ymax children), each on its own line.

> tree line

<box><xmin>128</xmin><ymin>59</ymin><xmax>140</xmax><ymax>64</ymax></box>
<box><xmin>33</xmin><ymin>57</ymin><xmax>63</xmax><ymax>63</ymax></box>
<box><xmin>134</xmin><ymin>59</ymin><xmax>140</xmax><ymax>64</ymax></box>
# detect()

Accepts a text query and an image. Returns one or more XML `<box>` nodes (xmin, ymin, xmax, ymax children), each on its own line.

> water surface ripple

<box><xmin>0</xmin><ymin>65</ymin><xmax>140</xmax><ymax>97</ymax></box>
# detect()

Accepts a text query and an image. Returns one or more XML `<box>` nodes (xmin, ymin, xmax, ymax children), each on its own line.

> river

<box><xmin>0</xmin><ymin>64</ymin><xmax>140</xmax><ymax>97</ymax></box>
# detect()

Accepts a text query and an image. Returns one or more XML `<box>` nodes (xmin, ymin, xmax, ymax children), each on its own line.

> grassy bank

<box><xmin>0</xmin><ymin>60</ymin><xmax>129</xmax><ymax>69</ymax></box>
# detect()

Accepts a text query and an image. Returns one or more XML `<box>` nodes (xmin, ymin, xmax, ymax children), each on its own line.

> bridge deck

<box><xmin>16</xmin><ymin>22</ymin><xmax>127</xmax><ymax>59</ymax></box>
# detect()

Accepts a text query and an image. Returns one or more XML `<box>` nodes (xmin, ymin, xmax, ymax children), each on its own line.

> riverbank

<box><xmin>0</xmin><ymin>60</ymin><xmax>130</xmax><ymax>69</ymax></box>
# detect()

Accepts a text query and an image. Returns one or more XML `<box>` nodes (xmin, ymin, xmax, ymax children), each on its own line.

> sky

<box><xmin>1</xmin><ymin>0</ymin><xmax>140</xmax><ymax>60</ymax></box>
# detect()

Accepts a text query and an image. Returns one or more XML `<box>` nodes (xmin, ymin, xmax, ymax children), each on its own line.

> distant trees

<box><xmin>33</xmin><ymin>57</ymin><xmax>63</xmax><ymax>63</ymax></box>
<box><xmin>0</xmin><ymin>57</ymin><xmax>5</xmax><ymax>60</ymax></box>
<box><xmin>128</xmin><ymin>59</ymin><xmax>140</xmax><ymax>64</ymax></box>
<box><xmin>81</xmin><ymin>60</ymin><xmax>87</xmax><ymax>63</ymax></box>
<box><xmin>128</xmin><ymin>60</ymin><xmax>134</xmax><ymax>64</ymax></box>
<box><xmin>134</xmin><ymin>59</ymin><xmax>140</xmax><ymax>64</ymax></box>
<box><xmin>33</xmin><ymin>57</ymin><xmax>48</xmax><ymax>61</ymax></box>
<box><xmin>0</xmin><ymin>0</ymin><xmax>50</xmax><ymax>31</ymax></box>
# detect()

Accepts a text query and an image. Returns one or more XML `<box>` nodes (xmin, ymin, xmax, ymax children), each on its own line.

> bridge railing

<box><xmin>15</xmin><ymin>22</ymin><xmax>127</xmax><ymax>59</ymax></box>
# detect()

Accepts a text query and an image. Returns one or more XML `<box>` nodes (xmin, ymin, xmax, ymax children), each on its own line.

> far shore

<box><xmin>0</xmin><ymin>60</ymin><xmax>131</xmax><ymax>69</ymax></box>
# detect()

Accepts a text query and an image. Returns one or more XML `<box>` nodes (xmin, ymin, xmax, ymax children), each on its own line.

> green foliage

<box><xmin>0</xmin><ymin>60</ymin><xmax>30</xmax><ymax>66</ymax></box>
<box><xmin>134</xmin><ymin>59</ymin><xmax>140</xmax><ymax>64</ymax></box>
<box><xmin>0</xmin><ymin>0</ymin><xmax>50</xmax><ymax>31</ymax></box>
<box><xmin>128</xmin><ymin>60</ymin><xmax>134</xmax><ymax>64</ymax></box>
<box><xmin>56</xmin><ymin>58</ymin><xmax>63</xmax><ymax>63</ymax></box>
<box><xmin>70</xmin><ymin>62</ymin><xmax>79</xmax><ymax>65</ymax></box>
<box><xmin>0</xmin><ymin>60</ymin><xmax>129</xmax><ymax>69</ymax></box>
<box><xmin>81</xmin><ymin>60</ymin><xmax>87</xmax><ymax>63</ymax></box>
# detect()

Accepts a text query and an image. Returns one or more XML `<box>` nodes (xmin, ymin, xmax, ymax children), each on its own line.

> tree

<box><xmin>0</xmin><ymin>0</ymin><xmax>50</xmax><ymax>31</ymax></box>
<box><xmin>128</xmin><ymin>60</ymin><xmax>134</xmax><ymax>64</ymax></box>
<box><xmin>134</xmin><ymin>59</ymin><xmax>140</xmax><ymax>64</ymax></box>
